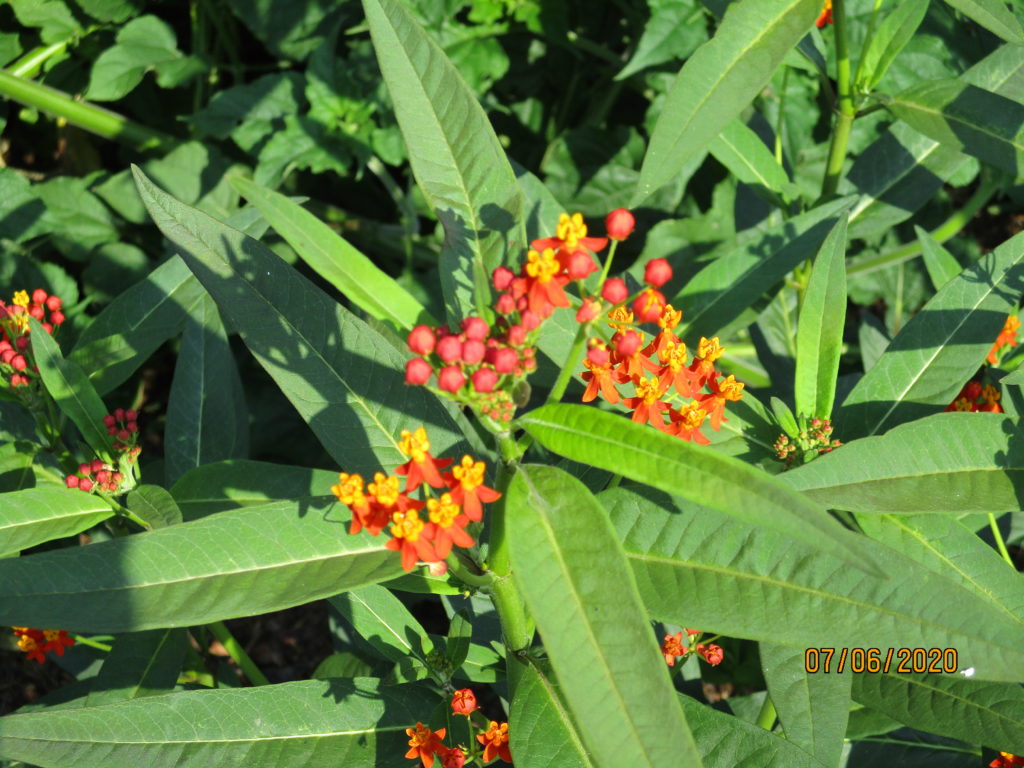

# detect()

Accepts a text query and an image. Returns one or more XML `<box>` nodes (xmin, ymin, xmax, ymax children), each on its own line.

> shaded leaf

<box><xmin>508</xmin><ymin>658</ymin><xmax>595</xmax><ymax>768</ymax></box>
<box><xmin>85</xmin><ymin>629</ymin><xmax>187</xmax><ymax>707</ymax></box>
<box><xmin>708</xmin><ymin>119</ymin><xmax>790</xmax><ymax>206</ymax></box>
<box><xmin>855</xmin><ymin>0</ymin><xmax>930</xmax><ymax>92</ymax></box>
<box><xmin>615</xmin><ymin>0</ymin><xmax>707</xmax><ymax>81</ymax></box>
<box><xmin>917</xmin><ymin>226</ymin><xmax>962</xmax><ymax>291</ymax></box>
<box><xmin>942</xmin><ymin>0</ymin><xmax>1024</xmax><ymax>43</ymax></box>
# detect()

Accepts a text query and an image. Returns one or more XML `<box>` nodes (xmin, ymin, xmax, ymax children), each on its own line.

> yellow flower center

<box><xmin>390</xmin><ymin>510</ymin><xmax>424</xmax><ymax>542</ymax></box>
<box><xmin>679</xmin><ymin>402</ymin><xmax>707</xmax><ymax>430</ymax></box>
<box><xmin>331</xmin><ymin>473</ymin><xmax>365</xmax><ymax>506</ymax></box>
<box><xmin>658</xmin><ymin>341</ymin><xmax>688</xmax><ymax>371</ymax></box>
<box><xmin>11</xmin><ymin>291</ymin><xmax>29</xmax><ymax>308</ymax></box>
<box><xmin>718</xmin><ymin>375</ymin><xmax>745</xmax><ymax>401</ymax></box>
<box><xmin>607</xmin><ymin>306</ymin><xmax>634</xmax><ymax>330</ymax></box>
<box><xmin>697</xmin><ymin>336</ymin><xmax>724</xmax><ymax>363</ymax></box>
<box><xmin>658</xmin><ymin>305</ymin><xmax>682</xmax><ymax>330</ymax></box>
<box><xmin>452</xmin><ymin>455</ymin><xmax>485</xmax><ymax>490</ymax></box>
<box><xmin>427</xmin><ymin>493</ymin><xmax>461</xmax><ymax>528</ymax></box>
<box><xmin>525</xmin><ymin>248</ymin><xmax>560</xmax><ymax>284</ymax></box>
<box><xmin>399</xmin><ymin>427</ymin><xmax>430</xmax><ymax>463</ymax></box>
<box><xmin>556</xmin><ymin>212</ymin><xmax>587</xmax><ymax>251</ymax></box>
<box><xmin>982</xmin><ymin>384</ymin><xmax>1000</xmax><ymax>404</ymax></box>
<box><xmin>17</xmin><ymin>635</ymin><xmax>38</xmax><ymax>653</ymax></box>
<box><xmin>368</xmin><ymin>472</ymin><xmax>400</xmax><ymax>506</ymax></box>
<box><xmin>951</xmin><ymin>397</ymin><xmax>973</xmax><ymax>411</ymax></box>
<box><xmin>408</xmin><ymin>723</ymin><xmax>433</xmax><ymax>748</ymax></box>
<box><xmin>42</xmin><ymin>630</ymin><xmax>62</xmax><ymax>643</ymax></box>
<box><xmin>635</xmin><ymin>377</ymin><xmax>662</xmax><ymax>405</ymax></box>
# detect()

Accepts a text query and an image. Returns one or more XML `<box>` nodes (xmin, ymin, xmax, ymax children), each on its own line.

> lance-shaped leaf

<box><xmin>507</xmin><ymin>465</ymin><xmax>703</xmax><ymax>768</ymax></box>
<box><xmin>0</xmin><ymin>487</ymin><xmax>114</xmax><ymax>554</ymax></box>
<box><xmin>165</xmin><ymin>292</ymin><xmax>249</xmax><ymax>488</ymax></box>
<box><xmin>632</xmin><ymin>0</ymin><xmax>819</xmax><ymax>205</ymax></box>
<box><xmin>794</xmin><ymin>213</ymin><xmax>848</xmax><ymax>421</ymax></box>
<box><xmin>852</xmin><ymin>673</ymin><xmax>1024</xmax><ymax>752</ymax></box>
<box><xmin>837</xmin><ymin>227</ymin><xmax>1024</xmax><ymax>440</ymax></box>
<box><xmin>0</xmin><ymin>499</ymin><xmax>402</xmax><ymax>632</ymax></box>
<box><xmin>519</xmin><ymin>404</ymin><xmax>879</xmax><ymax>574</ymax></box>
<box><xmin>783</xmin><ymin>413</ymin><xmax>1024</xmax><ymax>515</ymax></box>
<box><xmin>708</xmin><ymin>119</ymin><xmax>791</xmax><ymax>207</ymax></box>
<box><xmin>674</xmin><ymin>197</ymin><xmax>853</xmax><ymax>340</ymax></box>
<box><xmin>917</xmin><ymin>226</ymin><xmax>962</xmax><ymax>290</ymax></box>
<box><xmin>855</xmin><ymin>0</ymin><xmax>929</xmax><ymax>93</ymax></box>
<box><xmin>362</xmin><ymin>0</ymin><xmax>524</xmax><ymax>323</ymax></box>
<box><xmin>889</xmin><ymin>79</ymin><xmax>1024</xmax><ymax>177</ymax></box>
<box><xmin>171</xmin><ymin>459</ymin><xmax>338</xmax><ymax>520</ymax></box>
<box><xmin>29</xmin><ymin>317</ymin><xmax>113</xmax><ymax>463</ymax></box>
<box><xmin>760</xmin><ymin>642</ymin><xmax>850</xmax><ymax>768</ymax></box>
<box><xmin>604</xmin><ymin>486</ymin><xmax>1024</xmax><ymax>682</ymax></box>
<box><xmin>508</xmin><ymin>658</ymin><xmax>595</xmax><ymax>768</ymax></box>
<box><xmin>0</xmin><ymin>678</ymin><xmax>435</xmax><ymax>767</ymax></box>
<box><xmin>132</xmin><ymin>166</ymin><xmax>469</xmax><ymax>477</ymax></box>
<box><xmin>85</xmin><ymin>629</ymin><xmax>187</xmax><ymax>707</ymax></box>
<box><xmin>69</xmin><ymin>256</ymin><xmax>204</xmax><ymax>395</ymax></box>
<box><xmin>230</xmin><ymin>176</ymin><xmax>431</xmax><ymax>331</ymax></box>
<box><xmin>943</xmin><ymin>0</ymin><xmax>1024</xmax><ymax>43</ymax></box>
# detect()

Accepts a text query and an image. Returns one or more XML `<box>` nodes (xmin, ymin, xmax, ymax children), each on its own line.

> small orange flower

<box><xmin>816</xmin><ymin>0</ymin><xmax>832</xmax><ymax>27</ymax></box>
<box><xmin>386</xmin><ymin>510</ymin><xmax>439</xmax><ymax>572</ymax></box>
<box><xmin>12</xmin><ymin>627</ymin><xmax>74</xmax><ymax>663</ymax></box>
<box><xmin>988</xmin><ymin>315</ymin><xmax>1020</xmax><ymax>365</ymax></box>
<box><xmin>655</xmin><ymin>340</ymin><xmax>691</xmax><ymax>397</ymax></box>
<box><xmin>405</xmin><ymin>722</ymin><xmax>449</xmax><ymax>768</ymax></box>
<box><xmin>451</xmin><ymin>688</ymin><xmax>478</xmax><ymax>715</ymax></box>
<box><xmin>441</xmin><ymin>748</ymin><xmax>466</xmax><ymax>768</ymax></box>
<box><xmin>698</xmin><ymin>374</ymin><xmax>745</xmax><ymax>432</ymax></box>
<box><xmin>424</xmin><ymin>493</ymin><xmax>474</xmax><ymax>559</ymax></box>
<box><xmin>661</xmin><ymin>632</ymin><xmax>686</xmax><ymax>666</ymax></box>
<box><xmin>622</xmin><ymin>376</ymin><xmax>671</xmax><ymax>428</ymax></box>
<box><xmin>477</xmin><ymin>721</ymin><xmax>512</xmax><ymax>763</ymax></box>
<box><xmin>991</xmin><ymin>753</ymin><xmax>1024</xmax><ymax>768</ymax></box>
<box><xmin>685</xmin><ymin>337</ymin><xmax>724</xmax><ymax>392</ymax></box>
<box><xmin>445</xmin><ymin>456</ymin><xmax>500</xmax><ymax>522</ymax></box>
<box><xmin>581</xmin><ymin>357</ymin><xmax>621</xmax><ymax>404</ymax></box>
<box><xmin>396</xmin><ymin>428</ymin><xmax>452</xmax><ymax>492</ymax></box>
<box><xmin>522</xmin><ymin>248</ymin><xmax>571</xmax><ymax>317</ymax></box>
<box><xmin>531</xmin><ymin>212</ymin><xmax>607</xmax><ymax>266</ymax></box>
<box><xmin>697</xmin><ymin>643</ymin><xmax>724</xmax><ymax>666</ymax></box>
<box><xmin>666</xmin><ymin>402</ymin><xmax>710</xmax><ymax>445</ymax></box>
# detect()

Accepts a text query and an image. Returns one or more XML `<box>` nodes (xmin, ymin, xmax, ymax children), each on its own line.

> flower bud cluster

<box><xmin>331</xmin><ymin>427</ymin><xmax>500</xmax><ymax>572</ymax></box>
<box><xmin>0</xmin><ymin>289</ymin><xmax>65</xmax><ymax>390</ymax></box>
<box><xmin>11</xmin><ymin>626</ymin><xmax>74</xmax><ymax>664</ymax></box>
<box><xmin>403</xmin><ymin>690</ymin><xmax>509</xmax><ymax>767</ymax></box>
<box><xmin>660</xmin><ymin>628</ymin><xmax>724</xmax><ymax>668</ymax></box>
<box><xmin>774</xmin><ymin>418</ymin><xmax>841</xmax><ymax>467</ymax></box>
<box><xmin>65</xmin><ymin>457</ymin><xmax>126</xmax><ymax>494</ymax></box>
<box><xmin>104</xmin><ymin>408</ymin><xmax>141</xmax><ymax>456</ymax></box>
<box><xmin>945</xmin><ymin>380</ymin><xmax>1003</xmax><ymax>413</ymax></box>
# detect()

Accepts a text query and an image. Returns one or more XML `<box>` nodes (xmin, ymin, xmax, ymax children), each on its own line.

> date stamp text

<box><xmin>804</xmin><ymin>647</ymin><xmax>958</xmax><ymax>674</ymax></box>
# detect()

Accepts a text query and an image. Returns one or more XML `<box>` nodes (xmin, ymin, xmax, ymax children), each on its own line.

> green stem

<box><xmin>446</xmin><ymin>551</ymin><xmax>495</xmax><ymax>589</ymax></box>
<box><xmin>0</xmin><ymin>69</ymin><xmax>177</xmax><ymax>153</ymax></box>
<box><xmin>755</xmin><ymin>696</ymin><xmax>777</xmax><ymax>731</ymax></box>
<box><xmin>208</xmin><ymin>621</ymin><xmax>271</xmax><ymax>686</ymax></box>
<box><xmin>8</xmin><ymin>41</ymin><xmax>70</xmax><ymax>79</ymax></box>
<box><xmin>72</xmin><ymin>634</ymin><xmax>113</xmax><ymax>652</ymax></box>
<box><xmin>988</xmin><ymin>513</ymin><xmax>1015</xmax><ymax>567</ymax></box>
<box><xmin>821</xmin><ymin>0</ymin><xmax>856</xmax><ymax>199</ymax></box>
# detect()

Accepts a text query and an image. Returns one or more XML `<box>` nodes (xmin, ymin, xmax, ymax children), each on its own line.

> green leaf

<box><xmin>0</xmin><ymin>499</ymin><xmax>402</xmax><ymax>632</ymax></box>
<box><xmin>0</xmin><ymin>487</ymin><xmax>113</xmax><ymax>554</ymax></box>
<box><xmin>507</xmin><ymin>465</ymin><xmax>702</xmax><ymax>768</ymax></box>
<box><xmin>604</xmin><ymin>485</ymin><xmax>1024</xmax><ymax>682</ymax></box>
<box><xmin>916</xmin><ymin>225</ymin><xmax>962</xmax><ymax>290</ymax></box>
<box><xmin>508</xmin><ymin>658</ymin><xmax>595</xmax><ymax>768</ymax></box>
<box><xmin>615</xmin><ymin>0</ymin><xmax>707</xmax><ymax>81</ymax></box>
<box><xmin>942</xmin><ymin>0</ymin><xmax>1024</xmax><ymax>43</ymax></box>
<box><xmin>794</xmin><ymin>213</ymin><xmax>848</xmax><ymax>421</ymax></box>
<box><xmin>889</xmin><ymin>79</ymin><xmax>1024</xmax><ymax>177</ymax></box>
<box><xmin>165</xmin><ymin>293</ymin><xmax>249</xmax><ymax>488</ymax></box>
<box><xmin>34</xmin><ymin>177</ymin><xmax>120</xmax><ymax>259</ymax></box>
<box><xmin>69</xmin><ymin>256</ymin><xmax>205</xmax><ymax>396</ymax></box>
<box><xmin>760</xmin><ymin>642</ymin><xmax>850</xmax><ymax>768</ymax></box>
<box><xmin>8</xmin><ymin>0</ymin><xmax>81</xmax><ymax>45</ymax></box>
<box><xmin>446</xmin><ymin>610</ymin><xmax>471</xmax><ymax>670</ymax></box>
<box><xmin>328</xmin><ymin>586</ymin><xmax>435</xmax><ymax>680</ymax></box>
<box><xmin>836</xmin><ymin>227</ymin><xmax>1024</xmax><ymax>439</ymax></box>
<box><xmin>0</xmin><ymin>678</ymin><xmax>435</xmax><ymax>767</ymax></box>
<box><xmin>132</xmin><ymin>166</ymin><xmax>469</xmax><ymax>477</ymax></box>
<box><xmin>633</xmin><ymin>0</ymin><xmax>819</xmax><ymax>204</ymax></box>
<box><xmin>230</xmin><ymin>176</ymin><xmax>430</xmax><ymax>331</ymax></box>
<box><xmin>519</xmin><ymin>404</ymin><xmax>880</xmax><ymax>574</ymax></box>
<box><xmin>85</xmin><ymin>629</ymin><xmax>187</xmax><ymax>707</ymax></box>
<box><xmin>675</xmin><ymin>197</ymin><xmax>853</xmax><ymax>340</ymax></box>
<box><xmin>126</xmin><ymin>485</ymin><xmax>182</xmax><ymax>529</ymax></box>
<box><xmin>0</xmin><ymin>441</ymin><xmax>36</xmax><ymax>494</ymax></box>
<box><xmin>30</xmin><ymin>317</ymin><xmax>113</xmax><ymax>463</ymax></box>
<box><xmin>708</xmin><ymin>119</ymin><xmax>791</xmax><ymax>206</ymax></box>
<box><xmin>770</xmin><ymin>395</ymin><xmax>800</xmax><ymax>438</ymax></box>
<box><xmin>362</xmin><ymin>0</ymin><xmax>525</xmax><ymax>323</ymax></box>
<box><xmin>86</xmin><ymin>15</ymin><xmax>197</xmax><ymax>101</ymax></box>
<box><xmin>852</xmin><ymin>673</ymin><xmax>1024</xmax><ymax>752</ymax></box>
<box><xmin>171</xmin><ymin>460</ymin><xmax>338</xmax><ymax>520</ymax></box>
<box><xmin>783</xmin><ymin>413</ymin><xmax>1024</xmax><ymax>515</ymax></box>
<box><xmin>855</xmin><ymin>0</ymin><xmax>930</xmax><ymax>92</ymax></box>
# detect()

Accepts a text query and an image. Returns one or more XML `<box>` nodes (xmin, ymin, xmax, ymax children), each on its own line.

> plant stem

<box><xmin>72</xmin><ymin>634</ymin><xmax>112</xmax><ymax>652</ymax></box>
<box><xmin>0</xmin><ymin>69</ymin><xmax>177</xmax><ymax>153</ymax></box>
<box><xmin>987</xmin><ymin>513</ymin><xmax>1015</xmax><ymax>567</ymax></box>
<box><xmin>820</xmin><ymin>0</ymin><xmax>856</xmax><ymax>199</ymax></box>
<box><xmin>208</xmin><ymin>621</ymin><xmax>271</xmax><ymax>686</ymax></box>
<box><xmin>8</xmin><ymin>42</ymin><xmax>69</xmax><ymax>79</ymax></box>
<box><xmin>755</xmin><ymin>696</ymin><xmax>777</xmax><ymax>730</ymax></box>
<box><xmin>446</xmin><ymin>551</ymin><xmax>495</xmax><ymax>589</ymax></box>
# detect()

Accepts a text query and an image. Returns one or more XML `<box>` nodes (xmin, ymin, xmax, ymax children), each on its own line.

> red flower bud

<box><xmin>493</xmin><ymin>266</ymin><xmax>515</xmax><ymax>291</ymax></box>
<box><xmin>601</xmin><ymin>278</ymin><xmax>628</xmax><ymax>304</ymax></box>
<box><xmin>442</xmin><ymin>748</ymin><xmax>466</xmax><ymax>768</ymax></box>
<box><xmin>95</xmin><ymin>470</ymin><xmax>110</xmax><ymax>485</ymax></box>
<box><xmin>462</xmin><ymin>339</ymin><xmax>486</xmax><ymax>365</ymax></box>
<box><xmin>32</xmin><ymin>289</ymin><xmax>47</xmax><ymax>305</ymax></box>
<box><xmin>508</xmin><ymin>325</ymin><xmax>527</xmax><ymax>347</ymax></box>
<box><xmin>644</xmin><ymin>258</ymin><xmax>673</xmax><ymax>288</ymax></box>
<box><xmin>78</xmin><ymin>463</ymin><xmax>91</xmax><ymax>476</ymax></box>
<box><xmin>471</xmin><ymin>368</ymin><xmax>498</xmax><ymax>393</ymax></box>
<box><xmin>566</xmin><ymin>251</ymin><xmax>597</xmax><ymax>280</ymax></box>
<box><xmin>587</xmin><ymin>344</ymin><xmax>609</xmax><ymax>367</ymax></box>
<box><xmin>632</xmin><ymin>288</ymin><xmax>666</xmax><ymax>324</ymax></box>
<box><xmin>451</xmin><ymin>688</ymin><xmax>478</xmax><ymax>715</ymax></box>
<box><xmin>65</xmin><ymin>475</ymin><xmax>80</xmax><ymax>489</ymax></box>
<box><xmin>462</xmin><ymin>316</ymin><xmax>489</xmax><ymax>341</ymax></box>
<box><xmin>15</xmin><ymin>336</ymin><xmax>29</xmax><ymax>350</ymax></box>
<box><xmin>0</xmin><ymin>349</ymin><xmax>14</xmax><ymax>364</ymax></box>
<box><xmin>963</xmin><ymin>381</ymin><xmax>983</xmax><ymax>401</ymax></box>
<box><xmin>50</xmin><ymin>311</ymin><xmax>65</xmax><ymax>325</ymax></box>
<box><xmin>79</xmin><ymin>477</ymin><xmax>94</xmax><ymax>492</ymax></box>
<box><xmin>115</xmin><ymin>408</ymin><xmax>125</xmax><ymax>421</ymax></box>
<box><xmin>495</xmin><ymin>293</ymin><xmax>516</xmax><ymax>315</ymax></box>
<box><xmin>91</xmin><ymin>459</ymin><xmax>104</xmax><ymax>474</ymax></box>
<box><xmin>45</xmin><ymin>295</ymin><xmax>62</xmax><ymax>311</ymax></box>
<box><xmin>699</xmin><ymin>643</ymin><xmax>724</xmax><ymax>666</ymax></box>
<box><xmin>436</xmin><ymin>335</ymin><xmax>463</xmax><ymax>363</ymax></box>
<box><xmin>126</xmin><ymin>421</ymin><xmax>138</xmax><ymax>433</ymax></box>
<box><xmin>11</xmin><ymin>355</ymin><xmax>26</xmax><ymax>371</ymax></box>
<box><xmin>407</xmin><ymin>325</ymin><xmax>436</xmax><ymax>355</ymax></box>
<box><xmin>29</xmin><ymin>305</ymin><xmax>44</xmax><ymax>320</ymax></box>
<box><xmin>405</xmin><ymin>358</ymin><xmax>433</xmax><ymax>385</ymax></box>
<box><xmin>576</xmin><ymin>298</ymin><xmax>602</xmax><ymax>323</ymax></box>
<box><xmin>616</xmin><ymin>330</ymin><xmax>642</xmax><ymax>357</ymax></box>
<box><xmin>126</xmin><ymin>410</ymin><xmax>138</xmax><ymax>422</ymax></box>
<box><xmin>520</xmin><ymin>310</ymin><xmax>541</xmax><ymax>331</ymax></box>
<box><xmin>42</xmin><ymin>322</ymin><xmax>53</xmax><ymax>334</ymax></box>
<box><xmin>118</xmin><ymin>429</ymin><xmax>131</xmax><ymax>441</ymax></box>
<box><xmin>605</xmin><ymin>208</ymin><xmax>635</xmax><ymax>241</ymax></box>
<box><xmin>438</xmin><ymin>365</ymin><xmax>466</xmax><ymax>393</ymax></box>
<box><xmin>492</xmin><ymin>347</ymin><xmax>517</xmax><ymax>374</ymax></box>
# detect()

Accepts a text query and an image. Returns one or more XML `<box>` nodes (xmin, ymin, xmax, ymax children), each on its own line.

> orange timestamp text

<box><xmin>804</xmin><ymin>647</ymin><xmax>958</xmax><ymax>674</ymax></box>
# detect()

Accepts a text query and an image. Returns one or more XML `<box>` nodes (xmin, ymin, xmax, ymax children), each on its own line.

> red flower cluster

<box><xmin>774</xmin><ymin>418</ymin><xmax>842</xmax><ymax>467</ymax></box>
<box><xmin>0</xmin><ymin>289</ymin><xmax>64</xmax><ymax>389</ymax></box>
<box><xmin>12</xmin><ymin>627</ymin><xmax>74</xmax><ymax>663</ymax></box>
<box><xmin>331</xmin><ymin>428</ymin><xmax>500</xmax><ymax>572</ymax></box>
<box><xmin>992</xmin><ymin>754</ymin><xmax>1024</xmax><ymax>768</ymax></box>
<box><xmin>66</xmin><ymin>458</ymin><xmax>125</xmax><ymax>494</ymax></box>
<box><xmin>404</xmin><ymin>704</ymin><xmax>510</xmax><ymax>767</ymax></box>
<box><xmin>945</xmin><ymin>381</ymin><xmax>1002</xmax><ymax>413</ymax></box>
<box><xmin>104</xmin><ymin>408</ymin><xmax>140</xmax><ymax>451</ymax></box>
<box><xmin>816</xmin><ymin>0</ymin><xmax>832</xmax><ymax>27</ymax></box>
<box><xmin>660</xmin><ymin>628</ymin><xmax>723</xmax><ymax>667</ymax></box>
<box><xmin>987</xmin><ymin>315</ymin><xmax>1019</xmax><ymax>365</ymax></box>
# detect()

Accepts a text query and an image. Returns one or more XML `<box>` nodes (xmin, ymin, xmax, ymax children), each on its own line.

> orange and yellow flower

<box><xmin>477</xmin><ymin>721</ymin><xmax>512</xmax><ymax>763</ymax></box>
<box><xmin>405</xmin><ymin>722</ymin><xmax>449</xmax><ymax>768</ymax></box>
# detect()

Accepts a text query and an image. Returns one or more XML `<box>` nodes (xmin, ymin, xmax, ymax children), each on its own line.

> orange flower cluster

<box><xmin>12</xmin><ymin>627</ymin><xmax>74</xmax><ymax>663</ymax></box>
<box><xmin>404</xmin><ymin>691</ymin><xmax>509</xmax><ymax>767</ymax></box>
<box><xmin>581</xmin><ymin>298</ymin><xmax>744</xmax><ymax>443</ymax></box>
<box><xmin>660</xmin><ymin>628</ymin><xmax>724</xmax><ymax>667</ymax></box>
<box><xmin>988</xmin><ymin>315</ymin><xmax>1020</xmax><ymax>365</ymax></box>
<box><xmin>992</xmin><ymin>754</ymin><xmax>1024</xmax><ymax>768</ymax></box>
<box><xmin>0</xmin><ymin>289</ymin><xmax>65</xmax><ymax>389</ymax></box>
<box><xmin>816</xmin><ymin>0</ymin><xmax>832</xmax><ymax>27</ymax></box>
<box><xmin>331</xmin><ymin>428</ymin><xmax>499</xmax><ymax>572</ymax></box>
<box><xmin>945</xmin><ymin>381</ymin><xmax>1002</xmax><ymax>413</ymax></box>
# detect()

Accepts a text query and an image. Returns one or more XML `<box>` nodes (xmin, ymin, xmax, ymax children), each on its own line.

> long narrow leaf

<box><xmin>0</xmin><ymin>487</ymin><xmax>113</xmax><ymax>554</ymax></box>
<box><xmin>943</xmin><ymin>0</ymin><xmax>1024</xmax><ymax>43</ymax></box>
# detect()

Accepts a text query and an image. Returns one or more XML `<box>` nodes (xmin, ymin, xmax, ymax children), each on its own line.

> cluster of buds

<box><xmin>945</xmin><ymin>381</ymin><xmax>1003</xmax><ymax>413</ymax></box>
<box><xmin>11</xmin><ymin>626</ymin><xmax>74</xmax><ymax>664</ymax></box>
<box><xmin>816</xmin><ymin>0</ymin><xmax>832</xmax><ymax>27</ymax></box>
<box><xmin>774</xmin><ymin>418</ymin><xmax>841</xmax><ymax>467</ymax></box>
<box><xmin>404</xmin><ymin>689</ymin><xmax>510</xmax><ymax>767</ymax></box>
<box><xmin>992</xmin><ymin>754</ymin><xmax>1024</xmax><ymax>768</ymax></box>
<box><xmin>0</xmin><ymin>289</ymin><xmax>65</xmax><ymax>389</ymax></box>
<box><xmin>331</xmin><ymin>428</ymin><xmax>500</xmax><ymax>572</ymax></box>
<box><xmin>987</xmin><ymin>315</ymin><xmax>1019</xmax><ymax>366</ymax></box>
<box><xmin>104</xmin><ymin>408</ymin><xmax>141</xmax><ymax>456</ymax></box>
<box><xmin>660</xmin><ymin>628</ymin><xmax>724</xmax><ymax>668</ymax></box>
<box><xmin>65</xmin><ymin>458</ymin><xmax>125</xmax><ymax>494</ymax></box>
